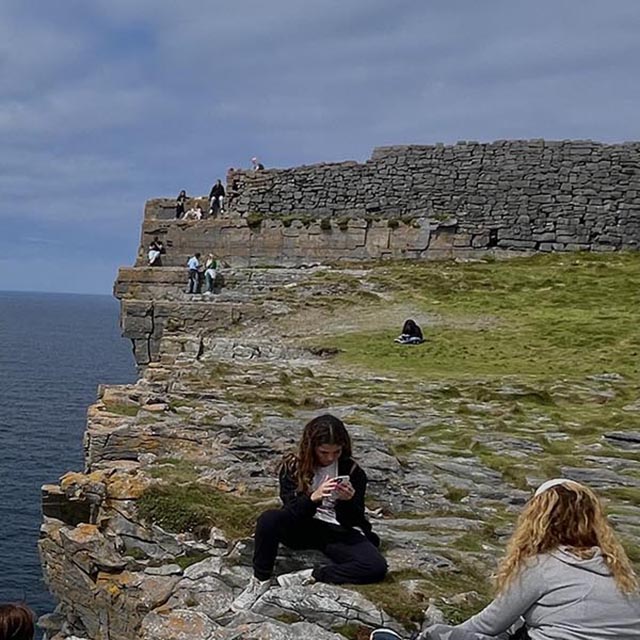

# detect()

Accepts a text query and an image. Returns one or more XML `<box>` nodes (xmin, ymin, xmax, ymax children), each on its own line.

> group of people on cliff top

<box><xmin>175</xmin><ymin>156</ymin><xmax>265</xmax><ymax>220</ymax></box>
<box><xmin>228</xmin><ymin>413</ymin><xmax>639</xmax><ymax>640</ymax></box>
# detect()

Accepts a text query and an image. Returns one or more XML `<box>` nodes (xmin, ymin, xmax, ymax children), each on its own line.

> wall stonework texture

<box><xmin>142</xmin><ymin>140</ymin><xmax>640</xmax><ymax>265</ymax></box>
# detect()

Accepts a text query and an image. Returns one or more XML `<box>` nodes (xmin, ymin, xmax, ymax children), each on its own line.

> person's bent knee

<box><xmin>357</xmin><ymin>553</ymin><xmax>388</xmax><ymax>584</ymax></box>
<box><xmin>367</xmin><ymin>554</ymin><xmax>388</xmax><ymax>583</ymax></box>
<box><xmin>256</xmin><ymin>508</ymin><xmax>289</xmax><ymax>534</ymax></box>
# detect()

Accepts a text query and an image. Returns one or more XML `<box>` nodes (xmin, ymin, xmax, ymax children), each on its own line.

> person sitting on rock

<box><xmin>251</xmin><ymin>156</ymin><xmax>265</xmax><ymax>171</ymax></box>
<box><xmin>147</xmin><ymin>236</ymin><xmax>165</xmax><ymax>266</ymax></box>
<box><xmin>231</xmin><ymin>413</ymin><xmax>387</xmax><ymax>611</ymax></box>
<box><xmin>370</xmin><ymin>479</ymin><xmax>640</xmax><ymax>640</ymax></box>
<box><xmin>394</xmin><ymin>319</ymin><xmax>424</xmax><ymax>345</ymax></box>
<box><xmin>182</xmin><ymin>204</ymin><xmax>202</xmax><ymax>220</ymax></box>
<box><xmin>208</xmin><ymin>179</ymin><xmax>226</xmax><ymax>217</ymax></box>
<box><xmin>0</xmin><ymin>603</ymin><xmax>35</xmax><ymax>640</ymax></box>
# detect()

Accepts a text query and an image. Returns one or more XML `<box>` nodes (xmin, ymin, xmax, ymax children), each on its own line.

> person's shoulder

<box><xmin>340</xmin><ymin>457</ymin><xmax>366</xmax><ymax>478</ymax></box>
<box><xmin>519</xmin><ymin>553</ymin><xmax>557</xmax><ymax>580</ymax></box>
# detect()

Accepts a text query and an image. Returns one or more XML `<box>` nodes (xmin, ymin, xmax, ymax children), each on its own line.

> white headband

<box><xmin>534</xmin><ymin>478</ymin><xmax>579</xmax><ymax>497</ymax></box>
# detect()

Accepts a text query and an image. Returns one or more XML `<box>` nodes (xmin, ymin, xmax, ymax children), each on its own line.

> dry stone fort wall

<box><xmin>140</xmin><ymin>139</ymin><xmax>640</xmax><ymax>266</ymax></box>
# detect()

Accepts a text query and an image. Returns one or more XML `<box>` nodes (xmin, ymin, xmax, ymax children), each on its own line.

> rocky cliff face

<box><xmin>39</xmin><ymin>256</ymin><xmax>640</xmax><ymax>640</ymax></box>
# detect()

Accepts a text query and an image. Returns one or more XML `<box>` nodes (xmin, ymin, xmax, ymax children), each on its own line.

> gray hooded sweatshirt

<box><xmin>424</xmin><ymin>546</ymin><xmax>640</xmax><ymax>640</ymax></box>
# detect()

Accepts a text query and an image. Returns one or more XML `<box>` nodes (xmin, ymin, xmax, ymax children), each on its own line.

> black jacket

<box><xmin>209</xmin><ymin>183</ymin><xmax>225</xmax><ymax>198</ymax></box>
<box><xmin>278</xmin><ymin>457</ymin><xmax>380</xmax><ymax>547</ymax></box>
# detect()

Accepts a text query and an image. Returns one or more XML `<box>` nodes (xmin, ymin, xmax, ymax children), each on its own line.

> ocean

<box><xmin>0</xmin><ymin>291</ymin><xmax>136</xmax><ymax>626</ymax></box>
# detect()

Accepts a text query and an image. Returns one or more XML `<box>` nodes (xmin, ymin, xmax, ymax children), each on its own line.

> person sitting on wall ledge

<box><xmin>148</xmin><ymin>236</ymin><xmax>165</xmax><ymax>266</ymax></box>
<box><xmin>251</xmin><ymin>156</ymin><xmax>265</xmax><ymax>171</ymax></box>
<box><xmin>394</xmin><ymin>319</ymin><xmax>424</xmax><ymax>344</ymax></box>
<box><xmin>208</xmin><ymin>179</ymin><xmax>226</xmax><ymax>217</ymax></box>
<box><xmin>0</xmin><ymin>602</ymin><xmax>36</xmax><ymax>640</ymax></box>
<box><xmin>182</xmin><ymin>204</ymin><xmax>203</xmax><ymax>220</ymax></box>
<box><xmin>175</xmin><ymin>189</ymin><xmax>187</xmax><ymax>219</ymax></box>
<box><xmin>370</xmin><ymin>479</ymin><xmax>640</xmax><ymax>640</ymax></box>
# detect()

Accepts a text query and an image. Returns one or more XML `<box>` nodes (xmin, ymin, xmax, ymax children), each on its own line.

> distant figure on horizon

<box><xmin>175</xmin><ymin>190</ymin><xmax>187</xmax><ymax>219</ymax></box>
<box><xmin>208</xmin><ymin>179</ymin><xmax>226</xmax><ymax>217</ymax></box>
<box><xmin>187</xmin><ymin>253</ymin><xmax>201</xmax><ymax>294</ymax></box>
<box><xmin>394</xmin><ymin>319</ymin><xmax>424</xmax><ymax>345</ymax></box>
<box><xmin>251</xmin><ymin>156</ymin><xmax>265</xmax><ymax>171</ymax></box>
<box><xmin>0</xmin><ymin>602</ymin><xmax>35</xmax><ymax>640</ymax></box>
<box><xmin>147</xmin><ymin>236</ymin><xmax>165</xmax><ymax>266</ymax></box>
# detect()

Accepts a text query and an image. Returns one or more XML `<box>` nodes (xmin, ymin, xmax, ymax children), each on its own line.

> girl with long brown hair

<box><xmin>372</xmin><ymin>479</ymin><xmax>640</xmax><ymax>640</ymax></box>
<box><xmin>0</xmin><ymin>603</ymin><xmax>35</xmax><ymax>640</ymax></box>
<box><xmin>232</xmin><ymin>414</ymin><xmax>387</xmax><ymax>611</ymax></box>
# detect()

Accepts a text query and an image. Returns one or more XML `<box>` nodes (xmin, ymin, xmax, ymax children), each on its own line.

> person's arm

<box><xmin>335</xmin><ymin>465</ymin><xmax>366</xmax><ymax>525</ymax></box>
<box><xmin>425</xmin><ymin>562</ymin><xmax>545</xmax><ymax>639</ymax></box>
<box><xmin>279</xmin><ymin>463</ymin><xmax>318</xmax><ymax>520</ymax></box>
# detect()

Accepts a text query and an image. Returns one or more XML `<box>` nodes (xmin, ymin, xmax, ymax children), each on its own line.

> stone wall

<box><xmin>142</xmin><ymin>140</ymin><xmax>640</xmax><ymax>262</ymax></box>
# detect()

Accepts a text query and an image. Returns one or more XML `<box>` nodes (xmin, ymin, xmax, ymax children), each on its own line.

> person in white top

<box><xmin>231</xmin><ymin>414</ymin><xmax>387</xmax><ymax>611</ymax></box>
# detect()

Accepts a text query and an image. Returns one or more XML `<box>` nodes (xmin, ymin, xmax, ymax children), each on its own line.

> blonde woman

<box><xmin>372</xmin><ymin>479</ymin><xmax>640</xmax><ymax>640</ymax></box>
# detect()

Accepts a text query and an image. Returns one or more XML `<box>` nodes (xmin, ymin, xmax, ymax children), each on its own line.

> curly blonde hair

<box><xmin>495</xmin><ymin>481</ymin><xmax>638</xmax><ymax>595</ymax></box>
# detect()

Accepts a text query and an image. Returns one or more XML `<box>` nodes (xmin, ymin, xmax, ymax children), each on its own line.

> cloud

<box><xmin>1</xmin><ymin>0</ymin><xmax>640</xmax><ymax>292</ymax></box>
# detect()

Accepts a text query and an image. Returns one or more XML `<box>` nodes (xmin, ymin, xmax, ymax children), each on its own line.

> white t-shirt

<box><xmin>311</xmin><ymin>461</ymin><xmax>339</xmax><ymax>525</ymax></box>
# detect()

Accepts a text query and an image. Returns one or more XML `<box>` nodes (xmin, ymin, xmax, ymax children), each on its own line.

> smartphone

<box><xmin>333</xmin><ymin>475</ymin><xmax>350</xmax><ymax>485</ymax></box>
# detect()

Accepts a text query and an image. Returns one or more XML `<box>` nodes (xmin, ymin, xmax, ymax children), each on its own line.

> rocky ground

<box><xmin>39</xmin><ymin>255</ymin><xmax>640</xmax><ymax>640</ymax></box>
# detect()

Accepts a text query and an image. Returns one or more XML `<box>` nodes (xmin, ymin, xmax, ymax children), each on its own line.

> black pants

<box><xmin>253</xmin><ymin>509</ymin><xmax>387</xmax><ymax>584</ymax></box>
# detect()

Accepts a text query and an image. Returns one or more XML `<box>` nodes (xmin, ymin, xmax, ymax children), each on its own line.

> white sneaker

<box><xmin>369</xmin><ymin>630</ymin><xmax>403</xmax><ymax>640</ymax></box>
<box><xmin>276</xmin><ymin>568</ymin><xmax>315</xmax><ymax>587</ymax></box>
<box><xmin>230</xmin><ymin>576</ymin><xmax>271</xmax><ymax>611</ymax></box>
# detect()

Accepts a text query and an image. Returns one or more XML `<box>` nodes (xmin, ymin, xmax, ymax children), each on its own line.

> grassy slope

<box><xmin>322</xmin><ymin>253</ymin><xmax>640</xmax><ymax>378</ymax></box>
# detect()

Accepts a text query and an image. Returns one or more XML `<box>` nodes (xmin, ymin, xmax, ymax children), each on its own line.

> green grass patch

<box><xmin>102</xmin><ymin>402</ymin><xmax>139</xmax><ymax>417</ymax></box>
<box><xmin>315</xmin><ymin>253</ymin><xmax>640</xmax><ymax>379</ymax></box>
<box><xmin>352</xmin><ymin>567</ymin><xmax>491</xmax><ymax>628</ymax></box>
<box><xmin>174</xmin><ymin>552</ymin><xmax>210</xmax><ymax>570</ymax></box>
<box><xmin>137</xmin><ymin>483</ymin><xmax>262</xmax><ymax>541</ymax></box>
<box><xmin>148</xmin><ymin>458</ymin><xmax>200</xmax><ymax>483</ymax></box>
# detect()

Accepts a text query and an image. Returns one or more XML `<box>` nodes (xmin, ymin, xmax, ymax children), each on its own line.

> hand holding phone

<box><xmin>333</xmin><ymin>475</ymin><xmax>354</xmax><ymax>500</ymax></box>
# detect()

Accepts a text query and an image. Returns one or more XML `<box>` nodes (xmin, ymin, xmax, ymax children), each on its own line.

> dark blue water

<box><xmin>0</xmin><ymin>292</ymin><xmax>136</xmax><ymax>622</ymax></box>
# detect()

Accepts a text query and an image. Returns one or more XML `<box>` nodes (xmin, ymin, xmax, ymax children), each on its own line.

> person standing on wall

<box><xmin>208</xmin><ymin>179</ymin><xmax>226</xmax><ymax>217</ymax></box>
<box><xmin>176</xmin><ymin>190</ymin><xmax>187</xmax><ymax>219</ymax></box>
<box><xmin>186</xmin><ymin>253</ymin><xmax>201</xmax><ymax>294</ymax></box>
<box><xmin>204</xmin><ymin>253</ymin><xmax>219</xmax><ymax>293</ymax></box>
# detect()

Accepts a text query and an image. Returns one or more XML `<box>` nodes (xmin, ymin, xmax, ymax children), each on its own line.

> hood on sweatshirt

<box><xmin>550</xmin><ymin>545</ymin><xmax>611</xmax><ymax>576</ymax></box>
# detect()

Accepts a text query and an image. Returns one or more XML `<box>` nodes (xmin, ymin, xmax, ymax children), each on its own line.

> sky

<box><xmin>1</xmin><ymin>0</ymin><xmax>639</xmax><ymax>294</ymax></box>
